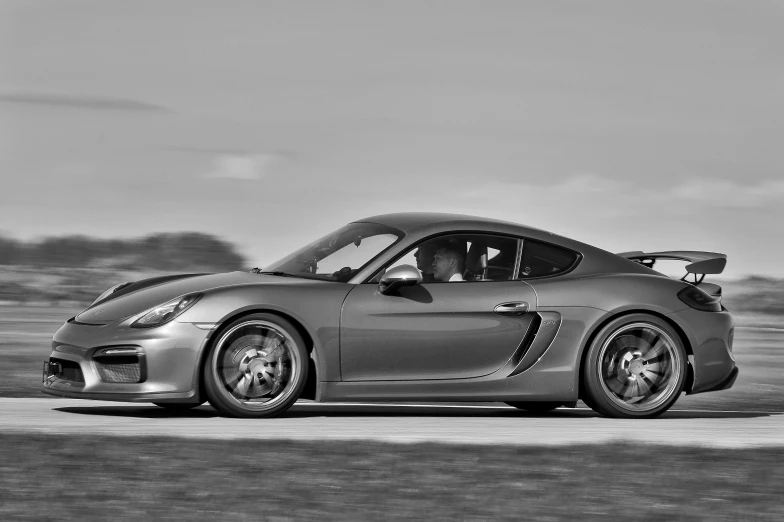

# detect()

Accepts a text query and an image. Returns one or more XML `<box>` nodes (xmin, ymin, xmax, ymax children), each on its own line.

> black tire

<box><xmin>582</xmin><ymin>313</ymin><xmax>687</xmax><ymax>419</ymax></box>
<box><xmin>152</xmin><ymin>401</ymin><xmax>204</xmax><ymax>411</ymax></box>
<box><xmin>504</xmin><ymin>401</ymin><xmax>563</xmax><ymax>413</ymax></box>
<box><xmin>203</xmin><ymin>313</ymin><xmax>309</xmax><ymax>418</ymax></box>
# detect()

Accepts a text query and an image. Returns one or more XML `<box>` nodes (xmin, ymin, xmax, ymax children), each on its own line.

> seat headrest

<box><xmin>465</xmin><ymin>242</ymin><xmax>488</xmax><ymax>274</ymax></box>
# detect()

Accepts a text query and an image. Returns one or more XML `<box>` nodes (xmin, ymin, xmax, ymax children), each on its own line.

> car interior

<box><xmin>378</xmin><ymin>234</ymin><xmax>580</xmax><ymax>283</ymax></box>
<box><xmin>518</xmin><ymin>239</ymin><xmax>580</xmax><ymax>278</ymax></box>
<box><xmin>463</xmin><ymin>237</ymin><xmax>517</xmax><ymax>281</ymax></box>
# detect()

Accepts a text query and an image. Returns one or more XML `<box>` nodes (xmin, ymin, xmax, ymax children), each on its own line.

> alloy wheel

<box><xmin>597</xmin><ymin>322</ymin><xmax>683</xmax><ymax>414</ymax></box>
<box><xmin>210</xmin><ymin>319</ymin><xmax>303</xmax><ymax>414</ymax></box>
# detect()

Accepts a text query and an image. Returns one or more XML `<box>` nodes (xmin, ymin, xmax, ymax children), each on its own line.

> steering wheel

<box><xmin>332</xmin><ymin>266</ymin><xmax>355</xmax><ymax>281</ymax></box>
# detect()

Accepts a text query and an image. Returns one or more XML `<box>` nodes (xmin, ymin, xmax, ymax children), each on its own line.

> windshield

<box><xmin>261</xmin><ymin>222</ymin><xmax>404</xmax><ymax>282</ymax></box>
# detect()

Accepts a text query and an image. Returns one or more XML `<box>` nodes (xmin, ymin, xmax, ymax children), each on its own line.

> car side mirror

<box><xmin>378</xmin><ymin>265</ymin><xmax>423</xmax><ymax>295</ymax></box>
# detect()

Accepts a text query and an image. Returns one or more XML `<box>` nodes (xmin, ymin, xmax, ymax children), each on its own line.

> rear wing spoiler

<box><xmin>617</xmin><ymin>250</ymin><xmax>727</xmax><ymax>284</ymax></box>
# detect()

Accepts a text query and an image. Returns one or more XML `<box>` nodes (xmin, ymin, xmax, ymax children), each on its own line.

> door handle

<box><xmin>494</xmin><ymin>302</ymin><xmax>529</xmax><ymax>315</ymax></box>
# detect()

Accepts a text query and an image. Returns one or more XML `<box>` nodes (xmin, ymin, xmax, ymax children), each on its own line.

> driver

<box><xmin>432</xmin><ymin>241</ymin><xmax>466</xmax><ymax>282</ymax></box>
<box><xmin>414</xmin><ymin>242</ymin><xmax>439</xmax><ymax>282</ymax></box>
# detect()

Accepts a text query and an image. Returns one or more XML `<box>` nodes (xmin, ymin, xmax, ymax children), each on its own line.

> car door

<box><xmin>339</xmin><ymin>256</ymin><xmax>538</xmax><ymax>382</ymax></box>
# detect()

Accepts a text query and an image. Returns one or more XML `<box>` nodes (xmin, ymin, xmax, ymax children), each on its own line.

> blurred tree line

<box><xmin>721</xmin><ymin>276</ymin><xmax>784</xmax><ymax>316</ymax></box>
<box><xmin>0</xmin><ymin>232</ymin><xmax>246</xmax><ymax>271</ymax></box>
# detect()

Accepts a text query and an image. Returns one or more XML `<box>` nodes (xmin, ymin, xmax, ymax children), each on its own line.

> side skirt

<box><xmin>318</xmin><ymin>376</ymin><xmax>576</xmax><ymax>403</ymax></box>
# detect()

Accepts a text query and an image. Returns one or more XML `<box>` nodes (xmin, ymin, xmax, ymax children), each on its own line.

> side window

<box><xmin>379</xmin><ymin>234</ymin><xmax>519</xmax><ymax>283</ymax></box>
<box><xmin>518</xmin><ymin>239</ymin><xmax>579</xmax><ymax>278</ymax></box>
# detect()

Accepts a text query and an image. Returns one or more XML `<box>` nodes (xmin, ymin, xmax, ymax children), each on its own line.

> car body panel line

<box><xmin>339</xmin><ymin>281</ymin><xmax>538</xmax><ymax>381</ymax></box>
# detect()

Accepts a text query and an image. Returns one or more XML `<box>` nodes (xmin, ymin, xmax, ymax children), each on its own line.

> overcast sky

<box><xmin>1</xmin><ymin>0</ymin><xmax>782</xmax><ymax>279</ymax></box>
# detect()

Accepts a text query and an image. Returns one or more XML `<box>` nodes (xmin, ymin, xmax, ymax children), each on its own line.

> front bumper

<box><xmin>41</xmin><ymin>319</ymin><xmax>214</xmax><ymax>402</ymax></box>
<box><xmin>666</xmin><ymin>307</ymin><xmax>737</xmax><ymax>395</ymax></box>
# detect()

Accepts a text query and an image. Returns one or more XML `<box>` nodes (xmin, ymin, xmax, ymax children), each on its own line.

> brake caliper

<box><xmin>261</xmin><ymin>338</ymin><xmax>287</xmax><ymax>395</ymax></box>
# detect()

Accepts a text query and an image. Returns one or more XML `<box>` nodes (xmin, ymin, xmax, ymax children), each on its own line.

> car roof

<box><xmin>355</xmin><ymin>212</ymin><xmax>546</xmax><ymax>236</ymax></box>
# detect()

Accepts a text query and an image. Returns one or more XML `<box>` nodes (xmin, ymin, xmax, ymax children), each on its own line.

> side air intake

<box><xmin>508</xmin><ymin>312</ymin><xmax>562</xmax><ymax>377</ymax></box>
<box><xmin>510</xmin><ymin>314</ymin><xmax>542</xmax><ymax>367</ymax></box>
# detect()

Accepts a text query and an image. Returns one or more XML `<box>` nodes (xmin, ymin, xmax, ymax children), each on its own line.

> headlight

<box><xmin>90</xmin><ymin>282</ymin><xmax>134</xmax><ymax>306</ymax></box>
<box><xmin>677</xmin><ymin>285</ymin><xmax>722</xmax><ymax>312</ymax></box>
<box><xmin>130</xmin><ymin>293</ymin><xmax>203</xmax><ymax>328</ymax></box>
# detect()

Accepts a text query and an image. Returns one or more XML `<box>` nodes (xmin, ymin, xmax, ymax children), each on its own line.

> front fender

<box><xmin>176</xmin><ymin>282</ymin><xmax>354</xmax><ymax>392</ymax></box>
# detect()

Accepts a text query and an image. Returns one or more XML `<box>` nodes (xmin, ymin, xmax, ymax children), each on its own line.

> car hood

<box><xmin>74</xmin><ymin>271</ymin><xmax>314</xmax><ymax>324</ymax></box>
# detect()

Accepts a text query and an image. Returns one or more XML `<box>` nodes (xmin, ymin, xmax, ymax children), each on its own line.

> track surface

<box><xmin>1</xmin><ymin>398</ymin><xmax>781</xmax><ymax>447</ymax></box>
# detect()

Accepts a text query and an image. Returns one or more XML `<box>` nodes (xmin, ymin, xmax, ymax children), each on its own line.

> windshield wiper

<box><xmin>250</xmin><ymin>270</ymin><xmax>301</xmax><ymax>278</ymax></box>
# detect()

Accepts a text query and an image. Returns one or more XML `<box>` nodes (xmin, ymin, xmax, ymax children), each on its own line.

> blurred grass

<box><xmin>0</xmin><ymin>434</ymin><xmax>782</xmax><ymax>521</ymax></box>
<box><xmin>0</xmin><ymin>304</ymin><xmax>85</xmax><ymax>398</ymax></box>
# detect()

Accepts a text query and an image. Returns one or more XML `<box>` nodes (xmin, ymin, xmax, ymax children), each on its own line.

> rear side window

<box><xmin>518</xmin><ymin>239</ymin><xmax>580</xmax><ymax>278</ymax></box>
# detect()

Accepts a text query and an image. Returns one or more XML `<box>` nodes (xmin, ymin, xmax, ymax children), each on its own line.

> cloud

<box><xmin>669</xmin><ymin>178</ymin><xmax>784</xmax><ymax>208</ymax></box>
<box><xmin>0</xmin><ymin>92</ymin><xmax>168</xmax><ymax>112</ymax></box>
<box><xmin>451</xmin><ymin>172</ymin><xmax>625</xmax><ymax>217</ymax></box>
<box><xmin>454</xmin><ymin>173</ymin><xmax>784</xmax><ymax>215</ymax></box>
<box><xmin>550</xmin><ymin>172</ymin><xmax>619</xmax><ymax>194</ymax></box>
<box><xmin>205</xmin><ymin>154</ymin><xmax>278</xmax><ymax>180</ymax></box>
<box><xmin>166</xmin><ymin>146</ymin><xmax>297</xmax><ymax>158</ymax></box>
<box><xmin>165</xmin><ymin>146</ymin><xmax>259</xmax><ymax>155</ymax></box>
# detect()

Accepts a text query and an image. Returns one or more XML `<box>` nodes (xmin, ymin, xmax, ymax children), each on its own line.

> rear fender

<box><xmin>574</xmin><ymin>308</ymin><xmax>697</xmax><ymax>399</ymax></box>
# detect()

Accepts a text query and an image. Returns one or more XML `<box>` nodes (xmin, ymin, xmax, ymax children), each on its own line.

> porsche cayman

<box><xmin>42</xmin><ymin>213</ymin><xmax>737</xmax><ymax>418</ymax></box>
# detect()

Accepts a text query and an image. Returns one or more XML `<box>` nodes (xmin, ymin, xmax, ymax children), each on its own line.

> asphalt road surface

<box><xmin>1</xmin><ymin>398</ymin><xmax>781</xmax><ymax>447</ymax></box>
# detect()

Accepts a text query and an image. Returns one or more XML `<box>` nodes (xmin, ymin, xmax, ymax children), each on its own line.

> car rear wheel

<box><xmin>504</xmin><ymin>401</ymin><xmax>563</xmax><ymax>413</ymax></box>
<box><xmin>583</xmin><ymin>314</ymin><xmax>687</xmax><ymax>419</ymax></box>
<box><xmin>203</xmin><ymin>313</ymin><xmax>308</xmax><ymax>418</ymax></box>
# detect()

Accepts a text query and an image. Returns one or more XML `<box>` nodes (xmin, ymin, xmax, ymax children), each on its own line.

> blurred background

<box><xmin>1</xmin><ymin>0</ymin><xmax>783</xmax><ymax>306</ymax></box>
<box><xmin>2</xmin><ymin>5</ymin><xmax>784</xmax><ymax>519</ymax></box>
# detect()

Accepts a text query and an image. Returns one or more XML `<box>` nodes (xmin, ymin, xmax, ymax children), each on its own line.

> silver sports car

<box><xmin>42</xmin><ymin>213</ymin><xmax>737</xmax><ymax>418</ymax></box>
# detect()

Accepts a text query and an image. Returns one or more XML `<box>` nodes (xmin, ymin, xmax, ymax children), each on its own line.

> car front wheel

<box><xmin>583</xmin><ymin>314</ymin><xmax>687</xmax><ymax>419</ymax></box>
<box><xmin>203</xmin><ymin>313</ymin><xmax>308</xmax><ymax>418</ymax></box>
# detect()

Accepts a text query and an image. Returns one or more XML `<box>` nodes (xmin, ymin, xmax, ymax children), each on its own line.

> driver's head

<box><xmin>414</xmin><ymin>242</ymin><xmax>438</xmax><ymax>274</ymax></box>
<box><xmin>432</xmin><ymin>242</ymin><xmax>466</xmax><ymax>281</ymax></box>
